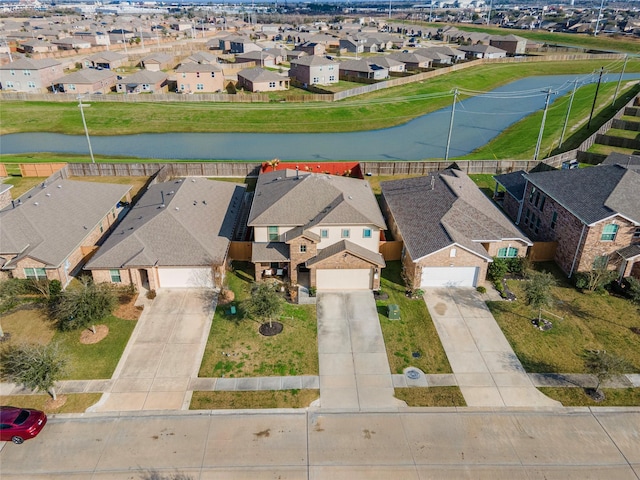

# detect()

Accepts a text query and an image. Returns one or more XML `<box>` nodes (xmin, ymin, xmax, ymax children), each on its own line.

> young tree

<box><xmin>243</xmin><ymin>282</ymin><xmax>283</xmax><ymax>328</ymax></box>
<box><xmin>583</xmin><ymin>350</ymin><xmax>629</xmax><ymax>400</ymax></box>
<box><xmin>52</xmin><ymin>279</ymin><xmax>116</xmax><ymax>332</ymax></box>
<box><xmin>523</xmin><ymin>271</ymin><xmax>556</xmax><ymax>321</ymax></box>
<box><xmin>0</xmin><ymin>343</ymin><xmax>67</xmax><ymax>400</ymax></box>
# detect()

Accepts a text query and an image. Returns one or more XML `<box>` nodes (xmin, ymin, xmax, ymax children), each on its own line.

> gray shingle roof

<box><xmin>251</xmin><ymin>242</ymin><xmax>290</xmax><ymax>262</ymax></box>
<box><xmin>57</xmin><ymin>69</ymin><xmax>115</xmax><ymax>84</ymax></box>
<box><xmin>290</xmin><ymin>55</ymin><xmax>337</xmax><ymax>67</ymax></box>
<box><xmin>0</xmin><ymin>57</ymin><xmax>60</xmax><ymax>70</ymax></box>
<box><xmin>86</xmin><ymin>178</ymin><xmax>245</xmax><ymax>269</ymax></box>
<box><xmin>617</xmin><ymin>244</ymin><xmax>640</xmax><ymax>260</ymax></box>
<box><xmin>238</xmin><ymin>67</ymin><xmax>287</xmax><ymax>83</ymax></box>
<box><xmin>381</xmin><ymin>169</ymin><xmax>530</xmax><ymax>262</ymax></box>
<box><xmin>524</xmin><ymin>165</ymin><xmax>640</xmax><ymax>225</ymax></box>
<box><xmin>602</xmin><ymin>152</ymin><xmax>640</xmax><ymax>171</ymax></box>
<box><xmin>0</xmin><ymin>179</ymin><xmax>131</xmax><ymax>268</ymax></box>
<box><xmin>176</xmin><ymin>63</ymin><xmax>222</xmax><ymax>73</ymax></box>
<box><xmin>85</xmin><ymin>51</ymin><xmax>126</xmax><ymax>62</ymax></box>
<box><xmin>248</xmin><ymin>170</ymin><xmax>386</xmax><ymax>230</ymax></box>
<box><xmin>118</xmin><ymin>70</ymin><xmax>167</xmax><ymax>84</ymax></box>
<box><xmin>494</xmin><ymin>170</ymin><xmax>527</xmax><ymax>200</ymax></box>
<box><xmin>306</xmin><ymin>239</ymin><xmax>385</xmax><ymax>267</ymax></box>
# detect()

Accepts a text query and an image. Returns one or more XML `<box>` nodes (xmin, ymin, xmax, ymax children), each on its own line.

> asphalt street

<box><xmin>0</xmin><ymin>408</ymin><xmax>638</xmax><ymax>479</ymax></box>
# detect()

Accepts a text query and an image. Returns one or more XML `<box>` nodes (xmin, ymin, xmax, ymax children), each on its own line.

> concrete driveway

<box><xmin>317</xmin><ymin>291</ymin><xmax>405</xmax><ymax>411</ymax></box>
<box><xmin>423</xmin><ymin>288</ymin><xmax>561</xmax><ymax>408</ymax></box>
<box><xmin>89</xmin><ymin>289</ymin><xmax>215</xmax><ymax>412</ymax></box>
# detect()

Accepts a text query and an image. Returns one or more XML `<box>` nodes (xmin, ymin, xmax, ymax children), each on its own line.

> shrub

<box><xmin>52</xmin><ymin>279</ymin><xmax>117</xmax><ymax>331</ymax></box>
<box><xmin>146</xmin><ymin>289</ymin><xmax>157</xmax><ymax>300</ymax></box>
<box><xmin>308</xmin><ymin>286</ymin><xmax>317</xmax><ymax>297</ymax></box>
<box><xmin>488</xmin><ymin>258</ymin><xmax>508</xmax><ymax>283</ymax></box>
<box><xmin>575</xmin><ymin>269</ymin><xmax>617</xmax><ymax>293</ymax></box>
<box><xmin>625</xmin><ymin>277</ymin><xmax>640</xmax><ymax>305</ymax></box>
<box><xmin>476</xmin><ymin>286</ymin><xmax>486</xmax><ymax>294</ymax></box>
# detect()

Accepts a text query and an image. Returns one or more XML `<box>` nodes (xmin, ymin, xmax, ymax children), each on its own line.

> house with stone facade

<box><xmin>494</xmin><ymin>164</ymin><xmax>640</xmax><ymax>279</ymax></box>
<box><xmin>86</xmin><ymin>178</ymin><xmax>245</xmax><ymax>290</ymax></box>
<box><xmin>381</xmin><ymin>169</ymin><xmax>531</xmax><ymax>288</ymax></box>
<box><xmin>248</xmin><ymin>169</ymin><xmax>386</xmax><ymax>291</ymax></box>
<box><xmin>0</xmin><ymin>178</ymin><xmax>131</xmax><ymax>287</ymax></box>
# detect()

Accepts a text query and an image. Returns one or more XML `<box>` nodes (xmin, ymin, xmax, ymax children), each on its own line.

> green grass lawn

<box><xmin>0</xmin><ymin>393</ymin><xmax>103</xmax><ymax>414</ymax></box>
<box><xmin>395</xmin><ymin>387</ymin><xmax>466</xmax><ymax>407</ymax></box>
<box><xmin>587</xmin><ymin>143</ymin><xmax>638</xmax><ymax>156</ymax></box>
<box><xmin>3</xmin><ymin>60</ymin><xmax>637</xmax><ymax>137</ymax></box>
<box><xmin>605</xmin><ymin>128</ymin><xmax>640</xmax><ymax>140</ymax></box>
<box><xmin>198</xmin><ymin>262</ymin><xmax>319</xmax><ymax>378</ymax></box>
<box><xmin>190</xmin><ymin>390</ymin><xmax>319</xmax><ymax>409</ymax></box>
<box><xmin>377</xmin><ymin>261</ymin><xmax>452</xmax><ymax>374</ymax></box>
<box><xmin>488</xmin><ymin>264</ymin><xmax>640</xmax><ymax>374</ymax></box>
<box><xmin>538</xmin><ymin>387</ymin><xmax>640</xmax><ymax>406</ymax></box>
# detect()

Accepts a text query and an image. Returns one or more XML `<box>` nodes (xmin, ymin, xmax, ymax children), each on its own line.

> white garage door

<box><xmin>316</xmin><ymin>269</ymin><xmax>371</xmax><ymax>290</ymax></box>
<box><xmin>157</xmin><ymin>267</ymin><xmax>213</xmax><ymax>288</ymax></box>
<box><xmin>421</xmin><ymin>267</ymin><xmax>479</xmax><ymax>288</ymax></box>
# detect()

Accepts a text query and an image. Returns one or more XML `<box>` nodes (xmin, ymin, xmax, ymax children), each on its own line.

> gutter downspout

<box><xmin>569</xmin><ymin>223</ymin><xmax>587</xmax><ymax>278</ymax></box>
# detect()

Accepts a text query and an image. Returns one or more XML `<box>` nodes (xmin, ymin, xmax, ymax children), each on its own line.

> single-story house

<box><xmin>338</xmin><ymin>59</ymin><xmax>388</xmax><ymax>80</ymax></box>
<box><xmin>84</xmin><ymin>51</ymin><xmax>127</xmax><ymax>70</ymax></box>
<box><xmin>86</xmin><ymin>178</ymin><xmax>246</xmax><ymax>290</ymax></box>
<box><xmin>55</xmin><ymin>68</ymin><xmax>116</xmax><ymax>94</ymax></box>
<box><xmin>116</xmin><ymin>70</ymin><xmax>168</xmax><ymax>94</ymax></box>
<box><xmin>381</xmin><ymin>169</ymin><xmax>531</xmax><ymax>288</ymax></box>
<box><xmin>0</xmin><ymin>178</ymin><xmax>131</xmax><ymax>287</ymax></box>
<box><xmin>140</xmin><ymin>53</ymin><xmax>174</xmax><ymax>71</ymax></box>
<box><xmin>237</xmin><ymin>68</ymin><xmax>289</xmax><ymax>92</ymax></box>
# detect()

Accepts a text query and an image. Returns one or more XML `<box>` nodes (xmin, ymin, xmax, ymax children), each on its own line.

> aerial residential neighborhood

<box><xmin>1</xmin><ymin>0</ymin><xmax>640</xmax><ymax>477</ymax></box>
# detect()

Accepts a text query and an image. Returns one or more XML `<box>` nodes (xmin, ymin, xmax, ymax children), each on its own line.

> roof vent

<box><xmin>57</xmin><ymin>185</ymin><xmax>62</xmax><ymax>188</ymax></box>
<box><xmin>169</xmin><ymin>191</ymin><xmax>174</xmax><ymax>195</ymax></box>
<box><xmin>191</xmin><ymin>179</ymin><xmax>196</xmax><ymax>182</ymax></box>
<box><xmin>175</xmin><ymin>207</ymin><xmax>180</xmax><ymax>211</ymax></box>
<box><xmin>46</xmin><ymin>193</ymin><xmax>51</xmax><ymax>197</ymax></box>
<box><xmin>348</xmin><ymin>195</ymin><xmax>353</xmax><ymax>200</ymax></box>
<box><xmin>34</xmin><ymin>202</ymin><xmax>39</xmax><ymax>206</ymax></box>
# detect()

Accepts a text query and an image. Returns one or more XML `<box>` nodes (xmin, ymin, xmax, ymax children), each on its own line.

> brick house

<box><xmin>248</xmin><ymin>169</ymin><xmax>386</xmax><ymax>291</ymax></box>
<box><xmin>0</xmin><ymin>58</ymin><xmax>62</xmax><ymax>93</ymax></box>
<box><xmin>175</xmin><ymin>62</ymin><xmax>223</xmax><ymax>93</ymax></box>
<box><xmin>0</xmin><ymin>178</ymin><xmax>131</xmax><ymax>287</ymax></box>
<box><xmin>381</xmin><ymin>169</ymin><xmax>531</xmax><ymax>288</ymax></box>
<box><xmin>86</xmin><ymin>178</ymin><xmax>245</xmax><ymax>290</ymax></box>
<box><xmin>494</xmin><ymin>164</ymin><xmax>640</xmax><ymax>279</ymax></box>
<box><xmin>289</xmin><ymin>55</ymin><xmax>339</xmax><ymax>86</ymax></box>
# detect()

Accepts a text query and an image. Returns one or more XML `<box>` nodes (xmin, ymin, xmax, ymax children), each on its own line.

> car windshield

<box><xmin>14</xmin><ymin>410</ymin><xmax>30</xmax><ymax>425</ymax></box>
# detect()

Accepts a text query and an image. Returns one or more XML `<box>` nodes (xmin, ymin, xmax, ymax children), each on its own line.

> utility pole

<box><xmin>388</xmin><ymin>0</ymin><xmax>391</xmax><ymax>19</ymax></box>
<box><xmin>486</xmin><ymin>0</ymin><xmax>493</xmax><ymax>25</ymax></box>
<box><xmin>612</xmin><ymin>54</ymin><xmax>628</xmax><ymax>107</ymax></box>
<box><xmin>77</xmin><ymin>96</ymin><xmax>95</xmax><ymax>164</ymax></box>
<box><xmin>560</xmin><ymin>79</ymin><xmax>578</xmax><ymax>147</ymax></box>
<box><xmin>445</xmin><ymin>89</ymin><xmax>458</xmax><ymax>162</ymax></box>
<box><xmin>594</xmin><ymin>0</ymin><xmax>605</xmax><ymax>36</ymax></box>
<box><xmin>534</xmin><ymin>88</ymin><xmax>552</xmax><ymax>161</ymax></box>
<box><xmin>587</xmin><ymin>67</ymin><xmax>604</xmax><ymax>129</ymax></box>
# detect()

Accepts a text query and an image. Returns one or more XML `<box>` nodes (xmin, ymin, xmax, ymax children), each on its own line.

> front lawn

<box><xmin>488</xmin><ymin>263</ymin><xmax>640</xmax><ymax>374</ymax></box>
<box><xmin>198</xmin><ymin>262</ymin><xmax>318</xmax><ymax>378</ymax></box>
<box><xmin>395</xmin><ymin>387</ymin><xmax>466</xmax><ymax>407</ymax></box>
<box><xmin>377</xmin><ymin>261</ymin><xmax>452</xmax><ymax>374</ymax></box>
<box><xmin>0</xmin><ymin>393</ymin><xmax>102</xmax><ymax>414</ymax></box>
<box><xmin>190</xmin><ymin>390</ymin><xmax>319</xmax><ymax>409</ymax></box>
<box><xmin>538</xmin><ymin>387</ymin><xmax>640</xmax><ymax>407</ymax></box>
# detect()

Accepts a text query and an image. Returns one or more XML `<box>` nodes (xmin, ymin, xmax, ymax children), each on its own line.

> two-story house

<box><xmin>175</xmin><ymin>62</ymin><xmax>224</xmax><ymax>93</ymax></box>
<box><xmin>494</xmin><ymin>164</ymin><xmax>640</xmax><ymax>279</ymax></box>
<box><xmin>0</xmin><ymin>58</ymin><xmax>62</xmax><ymax>93</ymax></box>
<box><xmin>289</xmin><ymin>55</ymin><xmax>339</xmax><ymax>86</ymax></box>
<box><xmin>247</xmin><ymin>169</ymin><xmax>386</xmax><ymax>291</ymax></box>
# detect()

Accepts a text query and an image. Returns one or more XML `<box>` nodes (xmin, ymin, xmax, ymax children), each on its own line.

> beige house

<box><xmin>86</xmin><ymin>178</ymin><xmax>246</xmax><ymax>290</ymax></box>
<box><xmin>0</xmin><ymin>178</ymin><xmax>131</xmax><ymax>287</ymax></box>
<box><xmin>18</xmin><ymin>39</ymin><xmax>58</xmax><ymax>54</ymax></box>
<box><xmin>248</xmin><ymin>170</ymin><xmax>386</xmax><ymax>291</ymax></box>
<box><xmin>381</xmin><ymin>170</ymin><xmax>531</xmax><ymax>288</ymax></box>
<box><xmin>140</xmin><ymin>53</ymin><xmax>174</xmax><ymax>71</ymax></box>
<box><xmin>237</xmin><ymin>68</ymin><xmax>289</xmax><ymax>92</ymax></box>
<box><xmin>175</xmin><ymin>62</ymin><xmax>224</xmax><ymax>93</ymax></box>
<box><xmin>0</xmin><ymin>58</ymin><xmax>62</xmax><ymax>93</ymax></box>
<box><xmin>289</xmin><ymin>55</ymin><xmax>339</xmax><ymax>86</ymax></box>
<box><xmin>84</xmin><ymin>52</ymin><xmax>127</xmax><ymax>70</ymax></box>
<box><xmin>55</xmin><ymin>69</ymin><xmax>116</xmax><ymax>94</ymax></box>
<box><xmin>116</xmin><ymin>70</ymin><xmax>168</xmax><ymax>94</ymax></box>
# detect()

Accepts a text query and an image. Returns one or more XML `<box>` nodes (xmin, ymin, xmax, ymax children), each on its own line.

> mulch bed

<box><xmin>79</xmin><ymin>325</ymin><xmax>109</xmax><ymax>344</ymax></box>
<box><xmin>114</xmin><ymin>296</ymin><xmax>143</xmax><ymax>321</ymax></box>
<box><xmin>259</xmin><ymin>321</ymin><xmax>283</xmax><ymax>336</ymax></box>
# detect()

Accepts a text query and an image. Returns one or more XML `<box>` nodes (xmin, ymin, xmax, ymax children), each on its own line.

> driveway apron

<box><xmin>90</xmin><ymin>289</ymin><xmax>215</xmax><ymax>412</ymax></box>
<box><xmin>423</xmin><ymin>288</ymin><xmax>561</xmax><ymax>408</ymax></box>
<box><xmin>317</xmin><ymin>291</ymin><xmax>404</xmax><ymax>411</ymax></box>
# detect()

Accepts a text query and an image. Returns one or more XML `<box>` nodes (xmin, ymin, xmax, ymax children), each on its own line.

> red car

<box><xmin>0</xmin><ymin>406</ymin><xmax>47</xmax><ymax>444</ymax></box>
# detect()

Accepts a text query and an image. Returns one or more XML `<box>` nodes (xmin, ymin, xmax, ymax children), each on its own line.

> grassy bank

<box><xmin>2</xmin><ymin>60</ymin><xmax>638</xmax><ymax>136</ymax></box>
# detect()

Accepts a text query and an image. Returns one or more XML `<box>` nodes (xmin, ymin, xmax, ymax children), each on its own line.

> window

<box><xmin>341</xmin><ymin>229</ymin><xmax>350</xmax><ymax>238</ymax></box>
<box><xmin>110</xmin><ymin>269</ymin><xmax>121</xmax><ymax>282</ymax></box>
<box><xmin>524</xmin><ymin>208</ymin><xmax>531</xmax><ymax>226</ymax></box>
<box><xmin>27</xmin><ymin>81</ymin><xmax>35</xmax><ymax>88</ymax></box>
<box><xmin>5</xmin><ymin>81</ymin><xmax>13</xmax><ymax>88</ymax></box>
<box><xmin>313</xmin><ymin>77</ymin><xmax>319</xmax><ymax>83</ymax></box>
<box><xmin>528</xmin><ymin>186</ymin><xmax>536</xmax><ymax>202</ymax></box>
<box><xmin>593</xmin><ymin>255</ymin><xmax>609</xmax><ymax>270</ymax></box>
<box><xmin>450</xmin><ymin>248</ymin><xmax>457</xmax><ymax>258</ymax></box>
<box><xmin>196</xmin><ymin>83</ymin><xmax>204</xmax><ymax>90</ymax></box>
<box><xmin>23</xmin><ymin>70</ymin><xmax>31</xmax><ymax>76</ymax></box>
<box><xmin>634</xmin><ymin>227</ymin><xmax>640</xmax><ymax>238</ymax></box>
<box><xmin>601</xmin><ymin>224</ymin><xmax>619</xmax><ymax>241</ymax></box>
<box><xmin>180</xmin><ymin>84</ymin><xmax>185</xmax><ymax>90</ymax></box>
<box><xmin>9</xmin><ymin>69</ymin><xmax>15</xmax><ymax>75</ymax></box>
<box><xmin>329</xmin><ymin>75</ymin><xmax>335</xmax><ymax>81</ymax></box>
<box><xmin>68</xmin><ymin>83</ymin><xmax>76</xmax><ymax>90</ymax></box>
<box><xmin>142</xmin><ymin>84</ymin><xmax>150</xmax><ymax>90</ymax></box>
<box><xmin>268</xmin><ymin>226</ymin><xmax>279</xmax><ymax>241</ymax></box>
<box><xmin>363</xmin><ymin>228</ymin><xmax>372</xmax><ymax>238</ymax></box>
<box><xmin>300</xmin><ymin>245</ymin><xmax>307</xmax><ymax>253</ymax></box>
<box><xmin>551</xmin><ymin>211</ymin><xmax>558</xmax><ymax>230</ymax></box>
<box><xmin>182</xmin><ymin>73</ymin><xmax>186</xmax><ymax>78</ymax></box>
<box><xmin>196</xmin><ymin>72</ymin><xmax>200</xmax><ymax>78</ymax></box>
<box><xmin>24</xmin><ymin>268</ymin><xmax>46</xmax><ymax>280</ymax></box>
<box><xmin>99</xmin><ymin>224</ymin><xmax>104</xmax><ymax>233</ymax></box>
<box><xmin>539</xmin><ymin>195</ymin><xmax>546</xmax><ymax>211</ymax></box>
<box><xmin>210</xmin><ymin>72</ymin><xmax>215</xmax><ymax>78</ymax></box>
<box><xmin>497</xmin><ymin>247</ymin><xmax>519</xmax><ymax>258</ymax></box>
<box><xmin>320</xmin><ymin>229</ymin><xmax>328</xmax><ymax>238</ymax></box>
<box><xmin>269</xmin><ymin>82</ymin><xmax>276</xmax><ymax>88</ymax></box>
<box><xmin>534</xmin><ymin>217</ymin><xmax>541</xmax><ymax>235</ymax></box>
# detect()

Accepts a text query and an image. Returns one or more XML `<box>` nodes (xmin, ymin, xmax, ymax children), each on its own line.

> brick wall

<box><xmin>416</xmin><ymin>246</ymin><xmax>489</xmax><ymax>287</ymax></box>
<box><xmin>575</xmin><ymin>217</ymin><xmax>639</xmax><ymax>273</ymax></box>
<box><xmin>501</xmin><ymin>193</ymin><xmax>521</xmax><ymax>224</ymax></box>
<box><xmin>484</xmin><ymin>239</ymin><xmax>529</xmax><ymax>258</ymax></box>
<box><xmin>311</xmin><ymin>253</ymin><xmax>381</xmax><ymax>289</ymax></box>
<box><xmin>288</xmin><ymin>237</ymin><xmax>317</xmax><ymax>285</ymax></box>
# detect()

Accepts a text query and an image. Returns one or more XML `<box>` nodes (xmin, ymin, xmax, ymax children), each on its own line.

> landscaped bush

<box><xmin>574</xmin><ymin>269</ymin><xmax>617</xmax><ymax>293</ymax></box>
<box><xmin>488</xmin><ymin>258</ymin><xmax>508</xmax><ymax>283</ymax></box>
<box><xmin>146</xmin><ymin>289</ymin><xmax>156</xmax><ymax>300</ymax></box>
<box><xmin>476</xmin><ymin>286</ymin><xmax>487</xmax><ymax>294</ymax></box>
<box><xmin>52</xmin><ymin>280</ymin><xmax>117</xmax><ymax>332</ymax></box>
<box><xmin>623</xmin><ymin>277</ymin><xmax>640</xmax><ymax>305</ymax></box>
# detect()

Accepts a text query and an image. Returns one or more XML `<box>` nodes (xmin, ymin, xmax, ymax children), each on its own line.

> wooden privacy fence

<box><xmin>229</xmin><ymin>241</ymin><xmax>252</xmax><ymax>261</ymax></box>
<box><xmin>19</xmin><ymin>163</ymin><xmax>67</xmax><ymax>177</ymax></box>
<box><xmin>529</xmin><ymin>242</ymin><xmax>558</xmax><ymax>262</ymax></box>
<box><xmin>65</xmin><ymin>162</ymin><xmax>262</xmax><ymax>178</ymax></box>
<box><xmin>380</xmin><ymin>241</ymin><xmax>403</xmax><ymax>261</ymax></box>
<box><xmin>0</xmin><ymin>164</ymin><xmax>6</xmax><ymax>177</ymax></box>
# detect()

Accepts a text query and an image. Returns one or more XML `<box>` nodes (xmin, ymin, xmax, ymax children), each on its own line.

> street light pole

<box><xmin>534</xmin><ymin>88</ymin><xmax>552</xmax><ymax>161</ymax></box>
<box><xmin>445</xmin><ymin>88</ymin><xmax>458</xmax><ymax>162</ymax></box>
<box><xmin>77</xmin><ymin>96</ymin><xmax>95</xmax><ymax>164</ymax></box>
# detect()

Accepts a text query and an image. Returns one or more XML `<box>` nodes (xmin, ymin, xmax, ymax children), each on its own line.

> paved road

<box><xmin>317</xmin><ymin>291</ymin><xmax>404</xmax><ymax>410</ymax></box>
<box><xmin>0</xmin><ymin>408</ymin><xmax>638</xmax><ymax>479</ymax></box>
<box><xmin>424</xmin><ymin>288</ymin><xmax>561</xmax><ymax>408</ymax></box>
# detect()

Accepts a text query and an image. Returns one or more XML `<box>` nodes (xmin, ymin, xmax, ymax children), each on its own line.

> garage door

<box><xmin>157</xmin><ymin>267</ymin><xmax>213</xmax><ymax>288</ymax></box>
<box><xmin>316</xmin><ymin>269</ymin><xmax>371</xmax><ymax>290</ymax></box>
<box><xmin>421</xmin><ymin>267</ymin><xmax>479</xmax><ymax>288</ymax></box>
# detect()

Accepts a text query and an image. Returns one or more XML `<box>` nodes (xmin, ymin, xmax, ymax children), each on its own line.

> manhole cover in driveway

<box><xmin>406</xmin><ymin>370</ymin><xmax>421</xmax><ymax>380</ymax></box>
